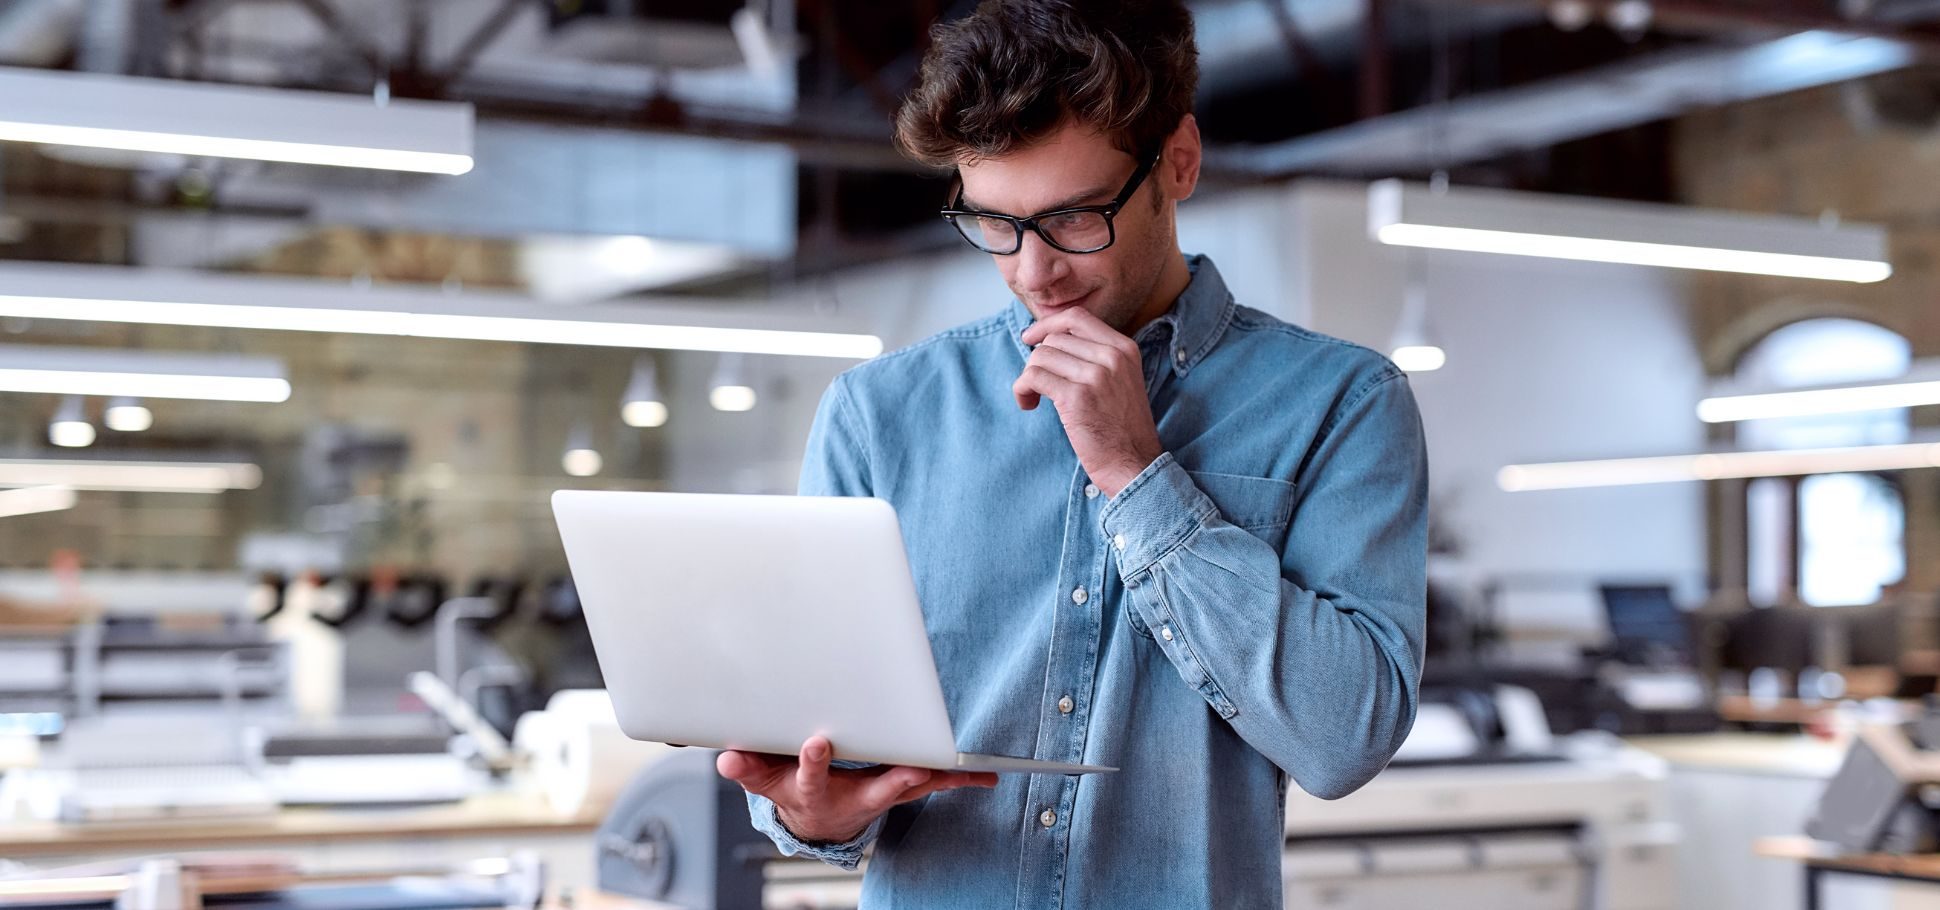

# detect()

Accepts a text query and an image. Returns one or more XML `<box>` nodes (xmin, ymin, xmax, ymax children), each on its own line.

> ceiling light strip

<box><xmin>0</xmin><ymin>345</ymin><xmax>291</xmax><ymax>402</ymax></box>
<box><xmin>1498</xmin><ymin>442</ymin><xmax>1940</xmax><ymax>491</ymax></box>
<box><xmin>0</xmin><ymin>293</ymin><xmax>883</xmax><ymax>360</ymax></box>
<box><xmin>1698</xmin><ymin>378</ymin><xmax>1940</xmax><ymax>423</ymax></box>
<box><xmin>0</xmin><ymin>368</ymin><xmax>289</xmax><ymax>402</ymax></box>
<box><xmin>1368</xmin><ymin>179</ymin><xmax>1892</xmax><ymax>284</ymax></box>
<box><xmin>1376</xmin><ymin>223</ymin><xmax>1892</xmax><ymax>283</ymax></box>
<box><xmin>0</xmin><ymin>121</ymin><xmax>473</xmax><ymax>175</ymax></box>
<box><xmin>0</xmin><ymin>66</ymin><xmax>473</xmax><ymax>175</ymax></box>
<box><xmin>0</xmin><ymin>486</ymin><xmax>76</xmax><ymax>519</ymax></box>
<box><xmin>0</xmin><ymin>460</ymin><xmax>261</xmax><ymax>493</ymax></box>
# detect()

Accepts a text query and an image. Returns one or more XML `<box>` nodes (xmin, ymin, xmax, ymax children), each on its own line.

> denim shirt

<box><xmin>748</xmin><ymin>255</ymin><xmax>1428</xmax><ymax>909</ymax></box>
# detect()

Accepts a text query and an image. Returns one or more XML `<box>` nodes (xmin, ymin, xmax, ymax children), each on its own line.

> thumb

<box><xmin>795</xmin><ymin>736</ymin><xmax>834</xmax><ymax>801</ymax></box>
<box><xmin>860</xmin><ymin>765</ymin><xmax>934</xmax><ymax>811</ymax></box>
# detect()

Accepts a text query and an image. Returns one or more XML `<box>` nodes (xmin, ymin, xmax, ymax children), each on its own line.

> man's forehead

<box><xmin>956</xmin><ymin>151</ymin><xmax>1126</xmax><ymax>214</ymax></box>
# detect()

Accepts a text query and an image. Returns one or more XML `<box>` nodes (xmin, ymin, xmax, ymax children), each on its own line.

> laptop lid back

<box><xmin>552</xmin><ymin>490</ymin><xmax>962</xmax><ymax>769</ymax></box>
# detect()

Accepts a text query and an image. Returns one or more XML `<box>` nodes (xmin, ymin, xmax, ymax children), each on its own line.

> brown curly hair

<box><xmin>893</xmin><ymin>0</ymin><xmax>1198</xmax><ymax>168</ymax></box>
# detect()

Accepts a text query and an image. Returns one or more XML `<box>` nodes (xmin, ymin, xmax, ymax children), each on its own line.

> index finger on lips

<box><xmin>1031</xmin><ymin>330</ymin><xmax>1125</xmax><ymax>369</ymax></box>
<box><xmin>1023</xmin><ymin>307</ymin><xmax>1136</xmax><ymax>354</ymax></box>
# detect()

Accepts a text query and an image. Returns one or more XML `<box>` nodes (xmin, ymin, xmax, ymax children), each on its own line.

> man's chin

<box><xmin>1087</xmin><ymin>301</ymin><xmax>1140</xmax><ymax>334</ymax></box>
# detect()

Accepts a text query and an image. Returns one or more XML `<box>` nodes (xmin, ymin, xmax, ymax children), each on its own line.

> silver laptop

<box><xmin>552</xmin><ymin>490</ymin><xmax>1114</xmax><ymax>776</ymax></box>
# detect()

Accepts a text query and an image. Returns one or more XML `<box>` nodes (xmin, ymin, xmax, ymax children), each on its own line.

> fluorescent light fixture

<box><xmin>0</xmin><ymin>485</ymin><xmax>75</xmax><ymax>519</ymax></box>
<box><xmin>623</xmin><ymin>400</ymin><xmax>669</xmax><ymax>428</ymax></box>
<box><xmin>48</xmin><ymin>396</ymin><xmax>93</xmax><ymax>448</ymax></box>
<box><xmin>594</xmin><ymin>236</ymin><xmax>657</xmax><ymax>274</ymax></box>
<box><xmin>0</xmin><ymin>345</ymin><xmax>289</xmax><ymax>402</ymax></box>
<box><xmin>1699</xmin><ymin>361</ymin><xmax>1940</xmax><ymax>423</ymax></box>
<box><xmin>105</xmin><ymin>397</ymin><xmax>153</xmax><ymax>432</ymax></box>
<box><xmin>1391</xmin><ymin>346</ymin><xmax>1446</xmax><ymax>373</ymax></box>
<box><xmin>709</xmin><ymin>353</ymin><xmax>757</xmax><ymax>411</ymax></box>
<box><xmin>0</xmin><ymin>66</ymin><xmax>473</xmax><ymax>175</ymax></box>
<box><xmin>0</xmin><ymin>458</ymin><xmax>260</xmax><ymax>493</ymax></box>
<box><xmin>710</xmin><ymin>386</ymin><xmax>757</xmax><ymax>412</ymax></box>
<box><xmin>621</xmin><ymin>356</ymin><xmax>668</xmax><ymax>428</ymax></box>
<box><xmin>48</xmin><ymin>421</ymin><xmax>94</xmax><ymax>448</ymax></box>
<box><xmin>1369</xmin><ymin>179</ymin><xmax>1892</xmax><ymax>283</ymax></box>
<box><xmin>1498</xmin><ymin>442</ymin><xmax>1940</xmax><ymax>491</ymax></box>
<box><xmin>0</xmin><ymin>263</ymin><xmax>883</xmax><ymax>360</ymax></box>
<box><xmin>562</xmin><ymin>449</ymin><xmax>603</xmax><ymax>477</ymax></box>
<box><xmin>1388</xmin><ymin>277</ymin><xmax>1443</xmax><ymax>373</ymax></box>
<box><xmin>1701</xmin><ymin>379</ymin><xmax>1940</xmax><ymax>423</ymax></box>
<box><xmin>562</xmin><ymin>423</ymin><xmax>601</xmax><ymax>477</ymax></box>
<box><xmin>521</xmin><ymin>235</ymin><xmax>746</xmax><ymax>302</ymax></box>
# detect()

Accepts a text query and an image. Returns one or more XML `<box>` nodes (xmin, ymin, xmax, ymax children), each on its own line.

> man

<box><xmin>717</xmin><ymin>0</ymin><xmax>1428</xmax><ymax>905</ymax></box>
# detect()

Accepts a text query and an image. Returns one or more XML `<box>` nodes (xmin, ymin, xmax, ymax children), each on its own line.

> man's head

<box><xmin>895</xmin><ymin>0</ymin><xmax>1203</xmax><ymax>333</ymax></box>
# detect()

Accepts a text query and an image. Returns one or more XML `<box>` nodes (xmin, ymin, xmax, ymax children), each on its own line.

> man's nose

<box><xmin>1013</xmin><ymin>228</ymin><xmax>1069</xmax><ymax>293</ymax></box>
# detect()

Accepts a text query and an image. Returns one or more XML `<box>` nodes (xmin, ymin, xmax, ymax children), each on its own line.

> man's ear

<box><xmin>1162</xmin><ymin>114</ymin><xmax>1203</xmax><ymax>203</ymax></box>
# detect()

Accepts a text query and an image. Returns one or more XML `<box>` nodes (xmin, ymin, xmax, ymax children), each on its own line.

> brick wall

<box><xmin>1673</xmin><ymin>83</ymin><xmax>1940</xmax><ymax>593</ymax></box>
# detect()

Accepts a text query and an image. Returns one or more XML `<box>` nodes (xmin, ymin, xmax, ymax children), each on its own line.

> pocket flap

<box><xmin>1185</xmin><ymin>471</ymin><xmax>1296</xmax><ymax>531</ymax></box>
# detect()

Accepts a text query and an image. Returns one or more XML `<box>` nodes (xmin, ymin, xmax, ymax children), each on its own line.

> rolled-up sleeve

<box><xmin>1099</xmin><ymin>369</ymin><xmax>1428</xmax><ymax>799</ymax></box>
<box><xmin>748</xmin><ymin>771</ymin><xmax>884</xmax><ymax>870</ymax></box>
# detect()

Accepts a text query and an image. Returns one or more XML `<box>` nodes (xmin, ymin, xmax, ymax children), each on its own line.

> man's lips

<box><xmin>1037</xmin><ymin>289</ymin><xmax>1095</xmax><ymax>311</ymax></box>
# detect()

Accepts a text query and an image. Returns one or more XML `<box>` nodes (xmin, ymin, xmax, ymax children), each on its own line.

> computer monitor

<box><xmin>1598</xmin><ymin>583</ymin><xmax>1693</xmax><ymax>667</ymax></box>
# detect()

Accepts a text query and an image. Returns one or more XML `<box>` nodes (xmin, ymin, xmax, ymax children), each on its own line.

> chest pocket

<box><xmin>1187</xmin><ymin>470</ymin><xmax>1298</xmax><ymax>550</ymax></box>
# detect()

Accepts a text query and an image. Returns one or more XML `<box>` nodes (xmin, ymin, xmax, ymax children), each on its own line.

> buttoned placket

<box><xmin>1016</xmin><ymin>457</ymin><xmax>1112</xmax><ymax>909</ymax></box>
<box><xmin>1016</xmin><ymin>320</ymin><xmax>1182</xmax><ymax>910</ymax></box>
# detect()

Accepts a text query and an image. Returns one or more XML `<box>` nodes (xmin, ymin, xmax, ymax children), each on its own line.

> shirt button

<box><xmin>1161</xmin><ymin>625</ymin><xmax>1174</xmax><ymax>641</ymax></box>
<box><xmin>1084</xmin><ymin>483</ymin><xmax>1099</xmax><ymax>499</ymax></box>
<box><xmin>1057</xmin><ymin>695</ymin><xmax>1074</xmax><ymax>715</ymax></box>
<box><xmin>1112</xmin><ymin>534</ymin><xmax>1125</xmax><ymax>551</ymax></box>
<box><xmin>1173</xmin><ymin>348</ymin><xmax>1187</xmax><ymax>366</ymax></box>
<box><xmin>1071</xmin><ymin>586</ymin><xmax>1088</xmax><ymax>605</ymax></box>
<box><xmin>1040</xmin><ymin>809</ymin><xmax>1057</xmax><ymax>828</ymax></box>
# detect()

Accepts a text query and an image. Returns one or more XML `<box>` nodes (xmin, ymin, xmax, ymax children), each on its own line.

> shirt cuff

<box><xmin>1099</xmin><ymin>452</ymin><xmax>1216</xmax><ymax>581</ymax></box>
<box><xmin>748</xmin><ymin>792</ymin><xmax>880</xmax><ymax>871</ymax></box>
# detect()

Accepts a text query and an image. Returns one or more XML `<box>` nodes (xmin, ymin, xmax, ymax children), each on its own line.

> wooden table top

<box><xmin>543</xmin><ymin>887</ymin><xmax>680</xmax><ymax>910</ymax></box>
<box><xmin>1625</xmin><ymin>732</ymin><xmax>1846</xmax><ymax>778</ymax></box>
<box><xmin>1756</xmin><ymin>836</ymin><xmax>1940</xmax><ymax>882</ymax></box>
<box><xmin>0</xmin><ymin>790</ymin><xmax>602</xmax><ymax>856</ymax></box>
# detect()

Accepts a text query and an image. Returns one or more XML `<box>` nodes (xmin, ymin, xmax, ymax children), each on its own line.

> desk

<box><xmin>0</xmin><ymin>791</ymin><xmax>605</xmax><ymax>888</ymax></box>
<box><xmin>1624</xmin><ymin>735</ymin><xmax>1841</xmax><ymax>910</ymax></box>
<box><xmin>542</xmin><ymin>887</ymin><xmax>677</xmax><ymax>910</ymax></box>
<box><xmin>1716</xmin><ymin>695</ymin><xmax>1915</xmax><ymax>729</ymax></box>
<box><xmin>1756</xmin><ymin>836</ymin><xmax>1940</xmax><ymax>910</ymax></box>
<box><xmin>1626</xmin><ymin>732</ymin><xmax>1846</xmax><ymax>778</ymax></box>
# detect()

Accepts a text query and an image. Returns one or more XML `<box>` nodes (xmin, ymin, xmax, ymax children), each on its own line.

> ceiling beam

<box><xmin>1205</xmin><ymin>31</ymin><xmax>1922</xmax><ymax>178</ymax></box>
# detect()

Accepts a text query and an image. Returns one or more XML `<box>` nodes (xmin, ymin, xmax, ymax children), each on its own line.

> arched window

<box><xmin>1737</xmin><ymin>318</ymin><xmax>1910</xmax><ymax>607</ymax></box>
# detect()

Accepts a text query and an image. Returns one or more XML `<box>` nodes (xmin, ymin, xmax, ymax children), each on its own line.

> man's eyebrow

<box><xmin>959</xmin><ymin>183</ymin><xmax>1115</xmax><ymax>215</ymax></box>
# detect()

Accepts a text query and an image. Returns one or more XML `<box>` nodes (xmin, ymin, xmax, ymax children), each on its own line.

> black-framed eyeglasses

<box><xmin>940</xmin><ymin>150</ymin><xmax>1161</xmax><ymax>255</ymax></box>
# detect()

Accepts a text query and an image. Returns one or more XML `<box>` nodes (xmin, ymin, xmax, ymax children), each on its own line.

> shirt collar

<box><xmin>1005</xmin><ymin>254</ymin><xmax>1236</xmax><ymax>378</ymax></box>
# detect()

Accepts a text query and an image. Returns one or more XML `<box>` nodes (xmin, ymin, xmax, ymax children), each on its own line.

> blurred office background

<box><xmin>0</xmin><ymin>1</ymin><xmax>1937</xmax><ymax>908</ymax></box>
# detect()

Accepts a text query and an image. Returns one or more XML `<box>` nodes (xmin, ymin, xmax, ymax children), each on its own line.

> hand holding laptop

<box><xmin>717</xmin><ymin>734</ymin><xmax>997</xmax><ymax>843</ymax></box>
